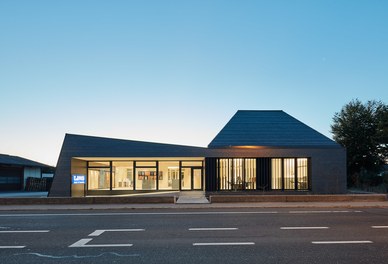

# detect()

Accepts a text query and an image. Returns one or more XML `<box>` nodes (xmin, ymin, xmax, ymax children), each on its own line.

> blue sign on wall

<box><xmin>72</xmin><ymin>174</ymin><xmax>86</xmax><ymax>184</ymax></box>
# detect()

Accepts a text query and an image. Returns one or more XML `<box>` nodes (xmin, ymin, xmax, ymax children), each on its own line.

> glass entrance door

<box><xmin>192</xmin><ymin>168</ymin><xmax>202</xmax><ymax>190</ymax></box>
<box><xmin>181</xmin><ymin>167</ymin><xmax>202</xmax><ymax>190</ymax></box>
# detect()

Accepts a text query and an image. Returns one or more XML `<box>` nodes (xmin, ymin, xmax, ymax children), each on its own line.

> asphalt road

<box><xmin>1</xmin><ymin>208</ymin><xmax>388</xmax><ymax>264</ymax></box>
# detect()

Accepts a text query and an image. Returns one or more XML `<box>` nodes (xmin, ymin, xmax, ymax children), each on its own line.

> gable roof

<box><xmin>208</xmin><ymin>110</ymin><xmax>339</xmax><ymax>148</ymax></box>
<box><xmin>0</xmin><ymin>154</ymin><xmax>54</xmax><ymax>169</ymax></box>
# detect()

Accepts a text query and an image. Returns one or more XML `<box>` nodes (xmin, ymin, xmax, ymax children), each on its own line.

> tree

<box><xmin>331</xmin><ymin>99</ymin><xmax>388</xmax><ymax>187</ymax></box>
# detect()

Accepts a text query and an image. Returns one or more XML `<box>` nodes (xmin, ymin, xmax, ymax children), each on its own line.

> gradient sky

<box><xmin>1</xmin><ymin>0</ymin><xmax>387</xmax><ymax>166</ymax></box>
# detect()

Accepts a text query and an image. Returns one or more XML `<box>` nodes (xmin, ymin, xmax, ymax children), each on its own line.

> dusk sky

<box><xmin>1</xmin><ymin>0</ymin><xmax>387</xmax><ymax>166</ymax></box>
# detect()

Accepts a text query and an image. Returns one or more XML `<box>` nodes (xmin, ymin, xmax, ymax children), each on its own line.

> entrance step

<box><xmin>175</xmin><ymin>191</ymin><xmax>210</xmax><ymax>204</ymax></box>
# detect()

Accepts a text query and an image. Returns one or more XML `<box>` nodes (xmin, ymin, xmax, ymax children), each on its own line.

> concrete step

<box><xmin>175</xmin><ymin>191</ymin><xmax>210</xmax><ymax>204</ymax></box>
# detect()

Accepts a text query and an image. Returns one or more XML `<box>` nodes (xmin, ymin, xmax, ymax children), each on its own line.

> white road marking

<box><xmin>69</xmin><ymin>239</ymin><xmax>133</xmax><ymax>248</ymax></box>
<box><xmin>0</xmin><ymin>246</ymin><xmax>26</xmax><ymax>249</ymax></box>
<box><xmin>289</xmin><ymin>210</ymin><xmax>359</xmax><ymax>214</ymax></box>
<box><xmin>15</xmin><ymin>252</ymin><xmax>140</xmax><ymax>259</ymax></box>
<box><xmin>193</xmin><ymin>242</ymin><xmax>255</xmax><ymax>246</ymax></box>
<box><xmin>88</xmin><ymin>229</ymin><xmax>145</xmax><ymax>237</ymax></box>
<box><xmin>189</xmin><ymin>228</ymin><xmax>238</xmax><ymax>231</ymax></box>
<box><xmin>281</xmin><ymin>227</ymin><xmax>329</xmax><ymax>230</ymax></box>
<box><xmin>69</xmin><ymin>229</ymin><xmax>143</xmax><ymax>248</ymax></box>
<box><xmin>0</xmin><ymin>211</ymin><xmax>279</xmax><ymax>217</ymax></box>
<box><xmin>312</xmin><ymin>241</ymin><xmax>373</xmax><ymax>244</ymax></box>
<box><xmin>0</xmin><ymin>230</ymin><xmax>50</xmax><ymax>233</ymax></box>
<box><xmin>372</xmin><ymin>226</ymin><xmax>388</xmax><ymax>229</ymax></box>
<box><xmin>0</xmin><ymin>230</ymin><xmax>49</xmax><ymax>249</ymax></box>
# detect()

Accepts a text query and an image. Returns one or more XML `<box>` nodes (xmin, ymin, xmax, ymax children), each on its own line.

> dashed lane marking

<box><xmin>0</xmin><ymin>230</ymin><xmax>50</xmax><ymax>233</ymax></box>
<box><xmin>0</xmin><ymin>246</ymin><xmax>26</xmax><ymax>249</ymax></box>
<box><xmin>189</xmin><ymin>228</ymin><xmax>238</xmax><ymax>231</ymax></box>
<box><xmin>193</xmin><ymin>242</ymin><xmax>255</xmax><ymax>246</ymax></box>
<box><xmin>289</xmin><ymin>210</ymin><xmax>362</xmax><ymax>214</ymax></box>
<box><xmin>281</xmin><ymin>227</ymin><xmax>329</xmax><ymax>230</ymax></box>
<box><xmin>312</xmin><ymin>241</ymin><xmax>373</xmax><ymax>244</ymax></box>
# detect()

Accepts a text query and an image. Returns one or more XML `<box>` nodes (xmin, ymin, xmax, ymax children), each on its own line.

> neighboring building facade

<box><xmin>0</xmin><ymin>154</ymin><xmax>55</xmax><ymax>191</ymax></box>
<box><xmin>49</xmin><ymin>110</ymin><xmax>347</xmax><ymax>197</ymax></box>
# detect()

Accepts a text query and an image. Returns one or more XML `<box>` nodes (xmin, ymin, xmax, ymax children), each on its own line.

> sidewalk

<box><xmin>0</xmin><ymin>191</ymin><xmax>387</xmax><ymax>211</ymax></box>
<box><xmin>0</xmin><ymin>201</ymin><xmax>387</xmax><ymax>211</ymax></box>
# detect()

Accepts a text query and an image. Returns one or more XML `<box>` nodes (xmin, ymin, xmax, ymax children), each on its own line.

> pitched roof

<box><xmin>0</xmin><ymin>154</ymin><xmax>54</xmax><ymax>168</ymax></box>
<box><xmin>208</xmin><ymin>110</ymin><xmax>339</xmax><ymax>148</ymax></box>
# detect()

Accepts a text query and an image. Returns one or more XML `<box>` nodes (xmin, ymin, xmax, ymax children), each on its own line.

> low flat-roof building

<box><xmin>49</xmin><ymin>110</ymin><xmax>346</xmax><ymax>197</ymax></box>
<box><xmin>0</xmin><ymin>154</ymin><xmax>54</xmax><ymax>191</ymax></box>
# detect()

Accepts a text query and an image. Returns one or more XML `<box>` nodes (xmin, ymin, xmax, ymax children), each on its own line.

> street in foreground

<box><xmin>1</xmin><ymin>208</ymin><xmax>388</xmax><ymax>263</ymax></box>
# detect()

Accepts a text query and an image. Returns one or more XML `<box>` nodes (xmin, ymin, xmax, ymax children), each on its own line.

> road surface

<box><xmin>1</xmin><ymin>208</ymin><xmax>388</xmax><ymax>263</ymax></box>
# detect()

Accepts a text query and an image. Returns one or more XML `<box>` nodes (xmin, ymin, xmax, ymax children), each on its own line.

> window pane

<box><xmin>159</xmin><ymin>161</ymin><xmax>179</xmax><ymax>190</ymax></box>
<box><xmin>297</xmin><ymin>158</ymin><xmax>308</xmax><ymax>190</ymax></box>
<box><xmin>135</xmin><ymin>168</ymin><xmax>157</xmax><ymax>190</ymax></box>
<box><xmin>245</xmin><ymin>159</ymin><xmax>256</xmax><ymax>190</ymax></box>
<box><xmin>88</xmin><ymin>161</ymin><xmax>110</xmax><ymax>167</ymax></box>
<box><xmin>112</xmin><ymin>162</ymin><xmax>133</xmax><ymax>190</ymax></box>
<box><xmin>284</xmin><ymin>159</ymin><xmax>295</xmax><ymax>190</ymax></box>
<box><xmin>181</xmin><ymin>161</ymin><xmax>202</xmax><ymax>167</ymax></box>
<box><xmin>136</xmin><ymin>162</ymin><xmax>156</xmax><ymax>167</ymax></box>
<box><xmin>193</xmin><ymin>169</ymin><xmax>202</xmax><ymax>190</ymax></box>
<box><xmin>233</xmin><ymin>159</ymin><xmax>243</xmax><ymax>190</ymax></box>
<box><xmin>88</xmin><ymin>168</ymin><xmax>110</xmax><ymax>190</ymax></box>
<box><xmin>271</xmin><ymin>159</ymin><xmax>282</xmax><ymax>190</ymax></box>
<box><xmin>218</xmin><ymin>159</ymin><xmax>232</xmax><ymax>190</ymax></box>
<box><xmin>181</xmin><ymin>168</ymin><xmax>191</xmax><ymax>190</ymax></box>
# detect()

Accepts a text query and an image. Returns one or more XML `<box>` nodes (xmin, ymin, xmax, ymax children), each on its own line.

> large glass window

<box><xmin>88</xmin><ymin>161</ymin><xmax>111</xmax><ymax>190</ymax></box>
<box><xmin>159</xmin><ymin>161</ymin><xmax>179</xmax><ymax>190</ymax></box>
<box><xmin>271</xmin><ymin>158</ymin><xmax>309</xmax><ymax>191</ymax></box>
<box><xmin>88</xmin><ymin>167</ymin><xmax>110</xmax><ymax>190</ymax></box>
<box><xmin>136</xmin><ymin>168</ymin><xmax>157</xmax><ymax>190</ymax></box>
<box><xmin>217</xmin><ymin>158</ymin><xmax>256</xmax><ymax>191</ymax></box>
<box><xmin>112</xmin><ymin>162</ymin><xmax>133</xmax><ymax>190</ymax></box>
<box><xmin>85</xmin><ymin>159</ymin><xmax>204</xmax><ymax>193</ymax></box>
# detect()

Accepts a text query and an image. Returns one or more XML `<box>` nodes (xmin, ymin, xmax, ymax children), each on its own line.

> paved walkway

<box><xmin>0</xmin><ymin>191</ymin><xmax>387</xmax><ymax>211</ymax></box>
<box><xmin>0</xmin><ymin>201</ymin><xmax>387</xmax><ymax>211</ymax></box>
<box><xmin>0</xmin><ymin>192</ymin><xmax>48</xmax><ymax>198</ymax></box>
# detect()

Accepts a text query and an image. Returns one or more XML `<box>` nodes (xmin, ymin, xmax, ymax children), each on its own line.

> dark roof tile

<box><xmin>208</xmin><ymin>110</ymin><xmax>339</xmax><ymax>148</ymax></box>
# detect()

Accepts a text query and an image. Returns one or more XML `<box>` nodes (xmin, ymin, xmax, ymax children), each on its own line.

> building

<box><xmin>0</xmin><ymin>154</ymin><xmax>54</xmax><ymax>191</ymax></box>
<box><xmin>49</xmin><ymin>110</ymin><xmax>346</xmax><ymax>197</ymax></box>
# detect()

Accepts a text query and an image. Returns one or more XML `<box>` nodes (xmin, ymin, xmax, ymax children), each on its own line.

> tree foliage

<box><xmin>331</xmin><ymin>99</ymin><xmax>388</xmax><ymax>187</ymax></box>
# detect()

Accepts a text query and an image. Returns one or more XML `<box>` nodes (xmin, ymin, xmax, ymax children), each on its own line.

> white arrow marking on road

<box><xmin>69</xmin><ymin>229</ymin><xmax>144</xmax><ymax>248</ymax></box>
<box><xmin>189</xmin><ymin>228</ymin><xmax>238</xmax><ymax>231</ymax></box>
<box><xmin>372</xmin><ymin>226</ymin><xmax>388</xmax><ymax>229</ymax></box>
<box><xmin>69</xmin><ymin>239</ymin><xmax>133</xmax><ymax>248</ymax></box>
<box><xmin>193</xmin><ymin>242</ymin><xmax>255</xmax><ymax>246</ymax></box>
<box><xmin>88</xmin><ymin>229</ymin><xmax>145</xmax><ymax>237</ymax></box>
<box><xmin>281</xmin><ymin>227</ymin><xmax>329</xmax><ymax>230</ymax></box>
<box><xmin>312</xmin><ymin>241</ymin><xmax>373</xmax><ymax>244</ymax></box>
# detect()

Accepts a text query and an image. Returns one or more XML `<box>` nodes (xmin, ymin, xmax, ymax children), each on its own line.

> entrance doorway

<box><xmin>181</xmin><ymin>167</ymin><xmax>202</xmax><ymax>190</ymax></box>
